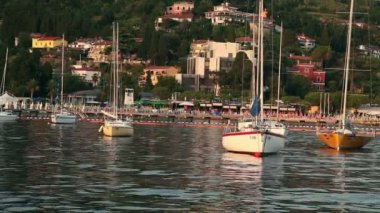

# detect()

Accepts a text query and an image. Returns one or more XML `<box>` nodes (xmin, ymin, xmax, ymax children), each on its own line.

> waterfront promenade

<box><xmin>11</xmin><ymin>104</ymin><xmax>380</xmax><ymax>126</ymax></box>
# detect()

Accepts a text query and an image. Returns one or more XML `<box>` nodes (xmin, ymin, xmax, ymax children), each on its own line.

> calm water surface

<box><xmin>0</xmin><ymin>121</ymin><xmax>379</xmax><ymax>212</ymax></box>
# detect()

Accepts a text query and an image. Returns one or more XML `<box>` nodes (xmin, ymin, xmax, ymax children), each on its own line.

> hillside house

<box><xmin>139</xmin><ymin>66</ymin><xmax>180</xmax><ymax>86</ymax></box>
<box><xmin>68</xmin><ymin>37</ymin><xmax>104</xmax><ymax>52</ymax></box>
<box><xmin>296</xmin><ymin>34</ymin><xmax>316</xmax><ymax>50</ymax></box>
<box><xmin>358</xmin><ymin>45</ymin><xmax>380</xmax><ymax>58</ymax></box>
<box><xmin>87</xmin><ymin>40</ymin><xmax>112</xmax><ymax>63</ymax></box>
<box><xmin>71</xmin><ymin>64</ymin><xmax>101</xmax><ymax>86</ymax></box>
<box><xmin>166</xmin><ymin>1</ymin><xmax>194</xmax><ymax>14</ymax></box>
<box><xmin>155</xmin><ymin>1</ymin><xmax>194</xmax><ymax>30</ymax></box>
<box><xmin>205</xmin><ymin>2</ymin><xmax>252</xmax><ymax>25</ymax></box>
<box><xmin>31</xmin><ymin>33</ymin><xmax>67</xmax><ymax>49</ymax></box>
<box><xmin>176</xmin><ymin>40</ymin><xmax>253</xmax><ymax>95</ymax></box>
<box><xmin>287</xmin><ymin>54</ymin><xmax>325</xmax><ymax>91</ymax></box>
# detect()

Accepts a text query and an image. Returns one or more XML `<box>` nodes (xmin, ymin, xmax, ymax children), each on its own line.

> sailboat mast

<box><xmin>1</xmin><ymin>48</ymin><xmax>8</xmax><ymax>95</ymax></box>
<box><xmin>342</xmin><ymin>0</ymin><xmax>354</xmax><ymax>130</ymax></box>
<box><xmin>251</xmin><ymin>8</ymin><xmax>257</xmax><ymax>99</ymax></box>
<box><xmin>116</xmin><ymin>22</ymin><xmax>119</xmax><ymax>120</ymax></box>
<box><xmin>61</xmin><ymin>34</ymin><xmax>65</xmax><ymax>112</ymax></box>
<box><xmin>259</xmin><ymin>0</ymin><xmax>265</xmax><ymax>122</ymax></box>
<box><xmin>276</xmin><ymin>22</ymin><xmax>283</xmax><ymax>121</ymax></box>
<box><xmin>112</xmin><ymin>22</ymin><xmax>117</xmax><ymax>118</ymax></box>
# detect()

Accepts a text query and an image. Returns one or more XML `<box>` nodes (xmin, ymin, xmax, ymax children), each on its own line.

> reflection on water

<box><xmin>0</xmin><ymin>121</ymin><xmax>379</xmax><ymax>212</ymax></box>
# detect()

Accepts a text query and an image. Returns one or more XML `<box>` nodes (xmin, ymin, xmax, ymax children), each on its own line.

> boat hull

<box><xmin>222</xmin><ymin>131</ymin><xmax>285</xmax><ymax>155</ymax></box>
<box><xmin>316</xmin><ymin>132</ymin><xmax>373</xmax><ymax>150</ymax></box>
<box><xmin>0</xmin><ymin>112</ymin><xmax>18</xmax><ymax>121</ymax></box>
<box><xmin>102</xmin><ymin>120</ymin><xmax>133</xmax><ymax>137</ymax></box>
<box><xmin>51</xmin><ymin>113</ymin><xmax>77</xmax><ymax>124</ymax></box>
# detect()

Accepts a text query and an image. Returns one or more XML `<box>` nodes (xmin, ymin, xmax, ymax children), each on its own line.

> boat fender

<box><xmin>98</xmin><ymin>125</ymin><xmax>103</xmax><ymax>133</ymax></box>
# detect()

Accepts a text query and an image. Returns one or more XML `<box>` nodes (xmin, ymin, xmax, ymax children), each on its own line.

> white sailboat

<box><xmin>316</xmin><ymin>0</ymin><xmax>374</xmax><ymax>150</ymax></box>
<box><xmin>0</xmin><ymin>48</ymin><xmax>18</xmax><ymax>121</ymax></box>
<box><xmin>100</xmin><ymin>22</ymin><xmax>133</xmax><ymax>137</ymax></box>
<box><xmin>222</xmin><ymin>0</ymin><xmax>286</xmax><ymax>157</ymax></box>
<box><xmin>51</xmin><ymin>34</ymin><xmax>77</xmax><ymax>124</ymax></box>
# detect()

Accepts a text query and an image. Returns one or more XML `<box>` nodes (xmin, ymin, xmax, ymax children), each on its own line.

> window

<box><xmin>228</xmin><ymin>53</ymin><xmax>233</xmax><ymax>58</ymax></box>
<box><xmin>304</xmin><ymin>68</ymin><xmax>309</xmax><ymax>73</ymax></box>
<box><xmin>317</xmin><ymin>76</ymin><xmax>321</xmax><ymax>83</ymax></box>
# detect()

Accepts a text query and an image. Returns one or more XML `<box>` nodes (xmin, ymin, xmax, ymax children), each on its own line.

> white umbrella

<box><xmin>21</xmin><ymin>101</ymin><xmax>26</xmax><ymax>109</ymax></box>
<box><xmin>179</xmin><ymin>101</ymin><xmax>194</xmax><ymax>106</ymax></box>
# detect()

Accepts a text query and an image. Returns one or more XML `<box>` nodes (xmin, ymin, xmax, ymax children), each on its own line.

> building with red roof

<box><xmin>31</xmin><ymin>33</ymin><xmax>67</xmax><ymax>49</ymax></box>
<box><xmin>287</xmin><ymin>54</ymin><xmax>325</xmax><ymax>91</ymax></box>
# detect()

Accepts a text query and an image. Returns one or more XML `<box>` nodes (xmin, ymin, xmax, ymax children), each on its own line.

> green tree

<box><xmin>27</xmin><ymin>78</ymin><xmax>39</xmax><ymax>99</ymax></box>
<box><xmin>47</xmin><ymin>79</ymin><xmax>57</xmax><ymax>103</ymax></box>
<box><xmin>144</xmin><ymin>71</ymin><xmax>153</xmax><ymax>91</ymax></box>
<box><xmin>284</xmin><ymin>74</ymin><xmax>312</xmax><ymax>98</ymax></box>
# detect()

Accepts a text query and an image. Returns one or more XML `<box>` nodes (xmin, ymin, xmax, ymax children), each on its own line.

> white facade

<box><xmin>188</xmin><ymin>41</ymin><xmax>253</xmax><ymax>74</ymax></box>
<box><xmin>184</xmin><ymin>40</ymin><xmax>254</xmax><ymax>95</ymax></box>
<box><xmin>71</xmin><ymin>65</ymin><xmax>101</xmax><ymax>86</ymax></box>
<box><xmin>205</xmin><ymin>2</ymin><xmax>254</xmax><ymax>25</ymax></box>
<box><xmin>124</xmin><ymin>88</ymin><xmax>134</xmax><ymax>106</ymax></box>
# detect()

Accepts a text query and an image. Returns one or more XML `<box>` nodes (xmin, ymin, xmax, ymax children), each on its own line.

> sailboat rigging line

<box><xmin>60</xmin><ymin>34</ymin><xmax>65</xmax><ymax>113</ymax></box>
<box><xmin>241</xmin><ymin>0</ymin><xmax>250</xmax><ymax>107</ymax></box>
<box><xmin>270</xmin><ymin>0</ymin><xmax>274</xmax><ymax>107</ymax></box>
<box><xmin>1</xmin><ymin>48</ymin><xmax>8</xmax><ymax>95</ymax></box>
<box><xmin>367</xmin><ymin>9</ymin><xmax>373</xmax><ymax>106</ymax></box>
<box><xmin>276</xmin><ymin>22</ymin><xmax>283</xmax><ymax>121</ymax></box>
<box><xmin>324</xmin><ymin>68</ymin><xmax>371</xmax><ymax>72</ymax></box>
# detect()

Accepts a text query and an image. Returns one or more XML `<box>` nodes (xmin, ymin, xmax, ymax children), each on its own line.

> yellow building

<box><xmin>32</xmin><ymin>34</ymin><xmax>67</xmax><ymax>49</ymax></box>
<box><xmin>140</xmin><ymin>66</ymin><xmax>180</xmax><ymax>86</ymax></box>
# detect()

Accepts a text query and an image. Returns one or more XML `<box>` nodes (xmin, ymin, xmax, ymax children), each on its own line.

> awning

<box><xmin>179</xmin><ymin>101</ymin><xmax>194</xmax><ymax>106</ymax></box>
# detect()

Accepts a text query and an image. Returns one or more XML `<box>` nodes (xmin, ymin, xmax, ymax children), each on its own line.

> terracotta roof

<box><xmin>93</xmin><ymin>40</ymin><xmax>112</xmax><ymax>45</ymax></box>
<box><xmin>296</xmin><ymin>34</ymin><xmax>315</xmax><ymax>42</ymax></box>
<box><xmin>38</xmin><ymin>36</ymin><xmax>62</xmax><ymax>41</ymax></box>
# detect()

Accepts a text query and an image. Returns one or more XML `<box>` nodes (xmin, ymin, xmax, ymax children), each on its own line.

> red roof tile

<box><xmin>38</xmin><ymin>36</ymin><xmax>62</xmax><ymax>41</ymax></box>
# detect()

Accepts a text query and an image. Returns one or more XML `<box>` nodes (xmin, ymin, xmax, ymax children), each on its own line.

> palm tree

<box><xmin>92</xmin><ymin>73</ymin><xmax>99</xmax><ymax>86</ymax></box>
<box><xmin>27</xmin><ymin>79</ymin><xmax>39</xmax><ymax>100</ymax></box>
<box><xmin>47</xmin><ymin>79</ymin><xmax>57</xmax><ymax>103</ymax></box>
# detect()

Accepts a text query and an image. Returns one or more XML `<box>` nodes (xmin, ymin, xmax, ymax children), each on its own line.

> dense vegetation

<box><xmin>0</xmin><ymin>0</ymin><xmax>380</xmax><ymax>110</ymax></box>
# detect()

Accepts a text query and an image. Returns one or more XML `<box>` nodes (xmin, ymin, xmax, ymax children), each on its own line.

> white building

<box><xmin>155</xmin><ymin>13</ymin><xmax>193</xmax><ymax>31</ymax></box>
<box><xmin>205</xmin><ymin>2</ymin><xmax>254</xmax><ymax>25</ymax></box>
<box><xmin>71</xmin><ymin>65</ymin><xmax>101</xmax><ymax>86</ymax></box>
<box><xmin>68</xmin><ymin>38</ymin><xmax>103</xmax><ymax>51</ymax></box>
<box><xmin>176</xmin><ymin>40</ymin><xmax>254</xmax><ymax>95</ymax></box>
